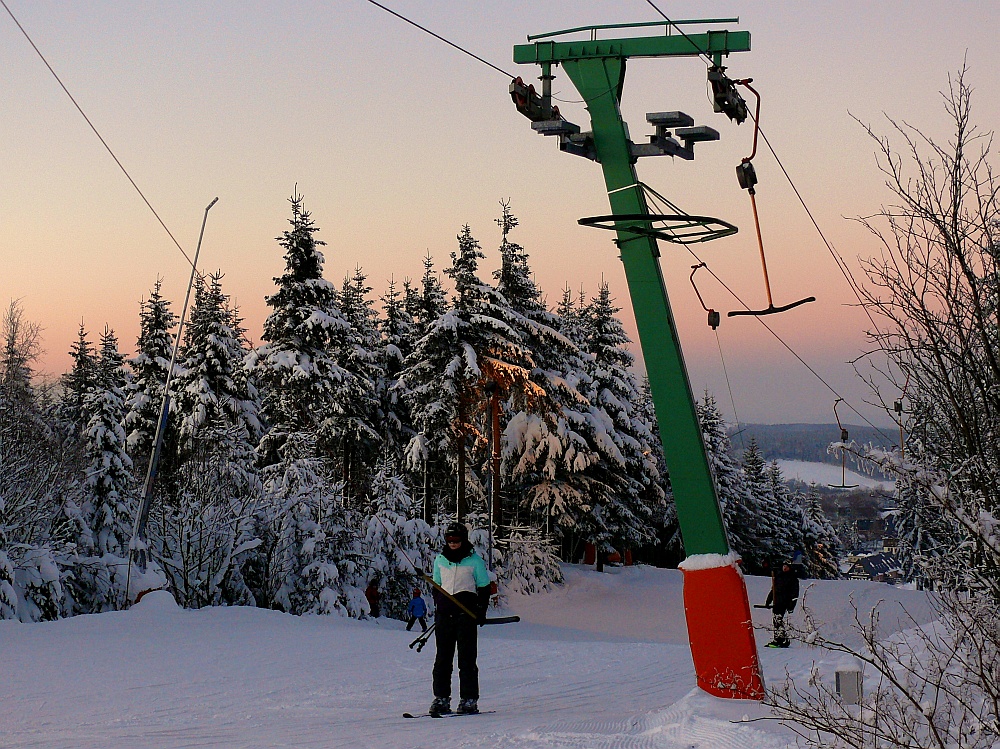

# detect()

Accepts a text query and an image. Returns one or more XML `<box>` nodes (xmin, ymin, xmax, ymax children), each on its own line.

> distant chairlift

<box><xmin>829</xmin><ymin>398</ymin><xmax>859</xmax><ymax>490</ymax></box>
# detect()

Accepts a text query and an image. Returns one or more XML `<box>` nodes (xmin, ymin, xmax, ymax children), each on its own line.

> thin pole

<box><xmin>125</xmin><ymin>198</ymin><xmax>218</xmax><ymax>601</ymax></box>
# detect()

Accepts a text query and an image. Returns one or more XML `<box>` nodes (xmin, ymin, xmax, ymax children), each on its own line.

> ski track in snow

<box><xmin>0</xmin><ymin>566</ymin><xmax>935</xmax><ymax>748</ymax></box>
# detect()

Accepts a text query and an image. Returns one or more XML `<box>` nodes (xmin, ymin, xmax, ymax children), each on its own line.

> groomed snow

<box><xmin>0</xmin><ymin>565</ymin><xmax>935</xmax><ymax>748</ymax></box>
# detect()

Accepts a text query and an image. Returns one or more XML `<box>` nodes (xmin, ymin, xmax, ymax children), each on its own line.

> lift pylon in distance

<box><xmin>513</xmin><ymin>20</ymin><xmax>764</xmax><ymax>700</ymax></box>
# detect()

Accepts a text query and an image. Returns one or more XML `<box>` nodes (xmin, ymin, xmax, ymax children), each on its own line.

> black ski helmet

<box><xmin>444</xmin><ymin>521</ymin><xmax>469</xmax><ymax>542</ymax></box>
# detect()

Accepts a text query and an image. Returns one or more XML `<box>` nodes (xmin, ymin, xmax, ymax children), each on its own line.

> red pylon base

<box><xmin>679</xmin><ymin>555</ymin><xmax>765</xmax><ymax>700</ymax></box>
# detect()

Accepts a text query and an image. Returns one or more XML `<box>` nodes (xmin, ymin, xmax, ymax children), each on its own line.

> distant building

<box><xmin>845</xmin><ymin>552</ymin><xmax>903</xmax><ymax>583</ymax></box>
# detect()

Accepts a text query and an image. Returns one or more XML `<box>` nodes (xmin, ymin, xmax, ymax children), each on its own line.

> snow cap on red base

<box><xmin>677</xmin><ymin>551</ymin><xmax>742</xmax><ymax>572</ymax></box>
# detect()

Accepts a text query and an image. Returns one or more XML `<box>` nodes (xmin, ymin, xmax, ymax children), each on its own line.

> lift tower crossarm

<box><xmin>514</xmin><ymin>23</ymin><xmax>762</xmax><ymax>701</ymax></box>
<box><xmin>513</xmin><ymin>28</ymin><xmax>750</xmax><ymax>64</ymax></box>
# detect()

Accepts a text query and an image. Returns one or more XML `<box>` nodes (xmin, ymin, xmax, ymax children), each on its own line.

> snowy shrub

<box><xmin>497</xmin><ymin>526</ymin><xmax>563</xmax><ymax>597</ymax></box>
<box><xmin>17</xmin><ymin>547</ymin><xmax>62</xmax><ymax>622</ymax></box>
<box><xmin>0</xmin><ymin>548</ymin><xmax>17</xmax><ymax>620</ymax></box>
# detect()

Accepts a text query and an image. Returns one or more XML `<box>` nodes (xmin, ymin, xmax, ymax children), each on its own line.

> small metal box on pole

<box><xmin>836</xmin><ymin>665</ymin><xmax>863</xmax><ymax>704</ymax></box>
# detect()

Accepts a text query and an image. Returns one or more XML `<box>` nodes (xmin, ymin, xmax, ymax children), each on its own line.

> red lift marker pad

<box><xmin>679</xmin><ymin>553</ymin><xmax>765</xmax><ymax>700</ymax></box>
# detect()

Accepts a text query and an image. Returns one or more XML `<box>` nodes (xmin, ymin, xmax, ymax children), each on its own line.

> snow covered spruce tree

<box><xmin>490</xmin><ymin>201</ymin><xmax>584</xmax><ymax>582</ymax></box>
<box><xmin>251</xmin><ymin>434</ymin><xmax>365</xmax><ymax>616</ymax></box>
<box><xmin>737</xmin><ymin>437</ymin><xmax>777</xmax><ymax>573</ymax></box>
<box><xmin>400</xmin><ymin>224</ymin><xmax>536</xmax><ymax>524</ymax></box>
<box><xmin>577</xmin><ymin>281</ymin><xmax>664</xmax><ymax>564</ymax></box>
<box><xmin>335</xmin><ymin>267</ymin><xmax>384</xmax><ymax>499</ymax></box>
<box><xmin>124</xmin><ymin>278</ymin><xmax>176</xmax><ymax>469</ymax></box>
<box><xmin>697</xmin><ymin>392</ymin><xmax>755</xmax><ymax>562</ymax></box>
<box><xmin>57</xmin><ymin>326</ymin><xmax>137</xmax><ymax>615</ymax></box>
<box><xmin>362</xmin><ymin>459</ymin><xmax>436</xmax><ymax>618</ymax></box>
<box><xmin>83</xmin><ymin>326</ymin><xmax>134</xmax><ymax>559</ymax></box>
<box><xmin>797</xmin><ymin>484</ymin><xmax>841</xmax><ymax>579</ymax></box>
<box><xmin>768</xmin><ymin>68</ymin><xmax>1000</xmax><ymax>749</ymax></box>
<box><xmin>378</xmin><ymin>278</ymin><xmax>418</xmax><ymax>465</ymax></box>
<box><xmin>250</xmin><ymin>192</ymin><xmax>354</xmax><ymax>467</ymax></box>
<box><xmin>248</xmin><ymin>194</ymin><xmax>367</xmax><ymax>614</ymax></box>
<box><xmin>150</xmin><ymin>271</ymin><xmax>263</xmax><ymax>608</ymax></box>
<box><xmin>59</xmin><ymin>322</ymin><xmax>99</xmax><ymax>435</ymax></box>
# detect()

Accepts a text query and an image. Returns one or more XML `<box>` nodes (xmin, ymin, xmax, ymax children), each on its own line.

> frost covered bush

<box><xmin>497</xmin><ymin>526</ymin><xmax>563</xmax><ymax>596</ymax></box>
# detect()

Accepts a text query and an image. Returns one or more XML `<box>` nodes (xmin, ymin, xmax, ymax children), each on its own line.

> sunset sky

<box><xmin>3</xmin><ymin>1</ymin><xmax>998</xmax><ymax>428</ymax></box>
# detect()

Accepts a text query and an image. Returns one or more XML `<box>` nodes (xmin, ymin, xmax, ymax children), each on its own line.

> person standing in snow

<box><xmin>428</xmin><ymin>521</ymin><xmax>491</xmax><ymax>717</ymax></box>
<box><xmin>764</xmin><ymin>558</ymin><xmax>800</xmax><ymax>648</ymax></box>
<box><xmin>405</xmin><ymin>588</ymin><xmax>428</xmax><ymax>632</ymax></box>
<box><xmin>365</xmin><ymin>581</ymin><xmax>381</xmax><ymax>618</ymax></box>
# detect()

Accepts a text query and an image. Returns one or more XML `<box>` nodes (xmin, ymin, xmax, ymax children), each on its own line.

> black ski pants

<box><xmin>432</xmin><ymin>611</ymin><xmax>479</xmax><ymax>700</ymax></box>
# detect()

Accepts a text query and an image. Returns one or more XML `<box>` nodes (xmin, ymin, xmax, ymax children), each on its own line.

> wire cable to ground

<box><xmin>1</xmin><ymin>0</ymin><xmax>195</xmax><ymax>270</ymax></box>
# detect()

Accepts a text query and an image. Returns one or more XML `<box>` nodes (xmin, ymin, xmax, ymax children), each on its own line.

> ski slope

<box><xmin>0</xmin><ymin>565</ymin><xmax>935</xmax><ymax>748</ymax></box>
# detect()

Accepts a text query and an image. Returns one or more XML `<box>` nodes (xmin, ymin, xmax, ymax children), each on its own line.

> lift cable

<box><xmin>751</xmin><ymin>119</ymin><xmax>884</xmax><ymax>337</ymax></box>
<box><xmin>715</xmin><ymin>328</ymin><xmax>745</xmax><ymax>451</ymax></box>
<box><xmin>1</xmin><ymin>0</ymin><xmax>196</xmax><ymax>270</ymax></box>
<box><xmin>363</xmin><ymin>0</ymin><xmax>515</xmax><ymax>79</ymax></box>
<box><xmin>683</xmin><ymin>246</ymin><xmax>894</xmax><ymax>443</ymax></box>
<box><xmin>642</xmin><ymin>0</ymin><xmax>718</xmax><ymax>68</ymax></box>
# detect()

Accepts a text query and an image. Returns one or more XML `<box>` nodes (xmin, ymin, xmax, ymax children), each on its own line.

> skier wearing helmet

<box><xmin>428</xmin><ymin>521</ymin><xmax>491</xmax><ymax>717</ymax></box>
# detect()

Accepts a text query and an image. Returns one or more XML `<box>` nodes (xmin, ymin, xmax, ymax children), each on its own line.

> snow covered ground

<box><xmin>1</xmin><ymin>565</ymin><xmax>934</xmax><ymax>748</ymax></box>
<box><xmin>776</xmin><ymin>459</ymin><xmax>894</xmax><ymax>491</ymax></box>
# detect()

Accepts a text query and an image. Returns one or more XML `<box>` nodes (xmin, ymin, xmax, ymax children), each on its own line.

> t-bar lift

<box><xmin>513</xmin><ymin>20</ymin><xmax>764</xmax><ymax>700</ymax></box>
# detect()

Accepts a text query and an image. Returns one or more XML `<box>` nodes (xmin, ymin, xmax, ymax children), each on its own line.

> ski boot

<box><xmin>456</xmin><ymin>698</ymin><xmax>479</xmax><ymax>715</ymax></box>
<box><xmin>429</xmin><ymin>697</ymin><xmax>451</xmax><ymax>717</ymax></box>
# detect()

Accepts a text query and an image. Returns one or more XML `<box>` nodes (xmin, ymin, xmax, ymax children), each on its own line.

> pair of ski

<box><xmin>403</xmin><ymin>709</ymin><xmax>496</xmax><ymax>719</ymax></box>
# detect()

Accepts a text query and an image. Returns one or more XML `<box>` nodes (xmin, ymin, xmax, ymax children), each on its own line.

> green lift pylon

<box><xmin>513</xmin><ymin>21</ymin><xmax>764</xmax><ymax>700</ymax></box>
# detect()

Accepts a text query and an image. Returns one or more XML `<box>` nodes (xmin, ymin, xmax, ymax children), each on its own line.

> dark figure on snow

<box><xmin>364</xmin><ymin>581</ymin><xmax>380</xmax><ymax>619</ymax></box>
<box><xmin>429</xmin><ymin>522</ymin><xmax>491</xmax><ymax>717</ymax></box>
<box><xmin>405</xmin><ymin>588</ymin><xmax>428</xmax><ymax>632</ymax></box>
<box><xmin>764</xmin><ymin>558</ymin><xmax>801</xmax><ymax>648</ymax></box>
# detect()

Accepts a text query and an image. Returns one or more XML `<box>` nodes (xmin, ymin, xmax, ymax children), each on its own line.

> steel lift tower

<box><xmin>512</xmin><ymin>20</ymin><xmax>764</xmax><ymax>700</ymax></box>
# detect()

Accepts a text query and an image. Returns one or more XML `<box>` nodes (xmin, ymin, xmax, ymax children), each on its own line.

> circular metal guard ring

<box><xmin>578</xmin><ymin>214</ymin><xmax>738</xmax><ymax>245</ymax></box>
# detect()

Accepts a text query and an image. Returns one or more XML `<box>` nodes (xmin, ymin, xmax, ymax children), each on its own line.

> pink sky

<box><xmin>3</xmin><ymin>1</ymin><xmax>998</xmax><ymax>425</ymax></box>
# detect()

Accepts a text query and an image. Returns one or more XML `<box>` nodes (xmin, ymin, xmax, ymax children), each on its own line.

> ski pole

<box><xmin>409</xmin><ymin>623</ymin><xmax>436</xmax><ymax>652</ymax></box>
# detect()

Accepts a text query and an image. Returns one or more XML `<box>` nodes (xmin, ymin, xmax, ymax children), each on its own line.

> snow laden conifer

<box><xmin>766</xmin><ymin>459</ymin><xmax>800</xmax><ymax>562</ymax></box>
<box><xmin>697</xmin><ymin>392</ymin><xmax>755</xmax><ymax>560</ymax></box>
<box><xmin>125</xmin><ymin>279</ymin><xmax>176</xmax><ymax>467</ymax></box>
<box><xmin>362</xmin><ymin>460</ymin><xmax>436</xmax><ymax>618</ymax></box>
<box><xmin>83</xmin><ymin>326</ymin><xmax>134</xmax><ymax>559</ymax></box>
<box><xmin>335</xmin><ymin>268</ymin><xmax>384</xmax><ymax>497</ymax></box>
<box><xmin>172</xmin><ymin>271</ymin><xmax>262</xmax><ymax>450</ymax></box>
<box><xmin>60</xmin><ymin>322</ymin><xmax>98</xmax><ymax>434</ymax></box>
<box><xmin>579</xmin><ymin>281</ymin><xmax>663</xmax><ymax>558</ymax></box>
<box><xmin>798</xmin><ymin>484</ymin><xmax>841</xmax><ymax>579</ymax></box>
<box><xmin>250</xmin><ymin>193</ymin><xmax>352</xmax><ymax>466</ymax></box>
<box><xmin>400</xmin><ymin>225</ymin><xmax>536</xmax><ymax>521</ymax></box>
<box><xmin>154</xmin><ymin>271</ymin><xmax>263</xmax><ymax>608</ymax></box>
<box><xmin>258</xmin><ymin>438</ymin><xmax>364</xmax><ymax>617</ymax></box>
<box><xmin>739</xmin><ymin>438</ymin><xmax>772</xmax><ymax>572</ymax></box>
<box><xmin>378</xmin><ymin>279</ymin><xmax>418</xmax><ymax>462</ymax></box>
<box><xmin>492</xmin><ymin>204</ymin><xmax>604</xmax><ymax>569</ymax></box>
<box><xmin>413</xmin><ymin>252</ymin><xmax>448</xmax><ymax>337</ymax></box>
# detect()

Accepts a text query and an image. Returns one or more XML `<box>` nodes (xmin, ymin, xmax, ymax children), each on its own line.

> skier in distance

<box><xmin>764</xmin><ymin>557</ymin><xmax>801</xmax><ymax>648</ymax></box>
<box><xmin>428</xmin><ymin>521</ymin><xmax>491</xmax><ymax>716</ymax></box>
<box><xmin>405</xmin><ymin>588</ymin><xmax>428</xmax><ymax>632</ymax></box>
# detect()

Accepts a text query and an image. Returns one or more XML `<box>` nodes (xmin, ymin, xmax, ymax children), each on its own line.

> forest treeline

<box><xmin>0</xmin><ymin>196</ymin><xmax>842</xmax><ymax>624</ymax></box>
